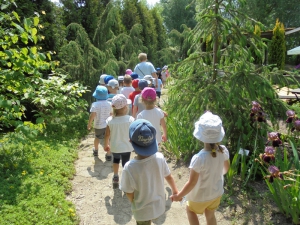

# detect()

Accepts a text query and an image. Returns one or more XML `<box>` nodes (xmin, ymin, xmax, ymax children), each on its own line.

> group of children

<box><xmin>88</xmin><ymin>70</ymin><xmax>230</xmax><ymax>225</ymax></box>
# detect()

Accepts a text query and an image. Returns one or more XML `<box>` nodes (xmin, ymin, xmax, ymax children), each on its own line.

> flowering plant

<box><xmin>258</xmin><ymin>135</ymin><xmax>300</xmax><ymax>224</ymax></box>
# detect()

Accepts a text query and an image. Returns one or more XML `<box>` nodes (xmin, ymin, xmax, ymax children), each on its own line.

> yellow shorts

<box><xmin>187</xmin><ymin>196</ymin><xmax>221</xmax><ymax>215</ymax></box>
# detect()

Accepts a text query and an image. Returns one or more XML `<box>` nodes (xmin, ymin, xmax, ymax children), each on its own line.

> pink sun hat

<box><xmin>125</xmin><ymin>69</ymin><xmax>133</xmax><ymax>75</ymax></box>
<box><xmin>111</xmin><ymin>94</ymin><xmax>132</xmax><ymax>109</ymax></box>
<box><xmin>141</xmin><ymin>87</ymin><xmax>156</xmax><ymax>100</ymax></box>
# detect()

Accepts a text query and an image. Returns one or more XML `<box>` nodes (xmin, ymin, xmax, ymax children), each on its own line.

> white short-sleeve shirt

<box><xmin>121</xmin><ymin>86</ymin><xmax>135</xmax><ymax>98</ymax></box>
<box><xmin>186</xmin><ymin>146</ymin><xmax>230</xmax><ymax>202</ymax></box>
<box><xmin>106</xmin><ymin>115</ymin><xmax>134</xmax><ymax>153</ymax></box>
<box><xmin>90</xmin><ymin>100</ymin><xmax>112</xmax><ymax>129</ymax></box>
<box><xmin>137</xmin><ymin>108</ymin><xmax>164</xmax><ymax>143</ymax></box>
<box><xmin>120</xmin><ymin>152</ymin><xmax>171</xmax><ymax>221</ymax></box>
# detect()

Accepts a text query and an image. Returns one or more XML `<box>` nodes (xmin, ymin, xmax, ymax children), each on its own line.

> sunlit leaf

<box><xmin>33</xmin><ymin>17</ymin><xmax>39</xmax><ymax>26</ymax></box>
<box><xmin>12</xmin><ymin>11</ymin><xmax>20</xmax><ymax>22</ymax></box>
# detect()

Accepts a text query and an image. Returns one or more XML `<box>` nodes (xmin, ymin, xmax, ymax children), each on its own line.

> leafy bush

<box><xmin>0</xmin><ymin>2</ymin><xmax>88</xmax><ymax>130</ymax></box>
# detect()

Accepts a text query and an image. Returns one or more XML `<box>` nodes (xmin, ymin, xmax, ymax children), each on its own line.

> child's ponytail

<box><xmin>210</xmin><ymin>143</ymin><xmax>224</xmax><ymax>158</ymax></box>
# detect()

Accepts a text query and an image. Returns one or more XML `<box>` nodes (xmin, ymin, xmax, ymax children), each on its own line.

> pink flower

<box><xmin>265</xmin><ymin>146</ymin><xmax>275</xmax><ymax>154</ymax></box>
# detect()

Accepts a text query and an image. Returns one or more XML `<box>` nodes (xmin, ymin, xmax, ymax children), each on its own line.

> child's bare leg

<box><xmin>204</xmin><ymin>209</ymin><xmax>217</xmax><ymax>225</ymax></box>
<box><xmin>94</xmin><ymin>138</ymin><xmax>99</xmax><ymax>150</ymax></box>
<box><xmin>186</xmin><ymin>205</ymin><xmax>199</xmax><ymax>225</ymax></box>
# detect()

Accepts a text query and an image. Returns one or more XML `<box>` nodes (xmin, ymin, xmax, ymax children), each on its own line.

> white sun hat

<box><xmin>193</xmin><ymin>111</ymin><xmax>225</xmax><ymax>143</ymax></box>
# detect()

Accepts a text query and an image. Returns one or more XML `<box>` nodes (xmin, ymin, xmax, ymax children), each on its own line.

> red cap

<box><xmin>132</xmin><ymin>79</ymin><xmax>139</xmax><ymax>88</ymax></box>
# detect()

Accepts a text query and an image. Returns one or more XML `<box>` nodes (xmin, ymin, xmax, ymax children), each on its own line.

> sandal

<box><xmin>105</xmin><ymin>154</ymin><xmax>112</xmax><ymax>161</ymax></box>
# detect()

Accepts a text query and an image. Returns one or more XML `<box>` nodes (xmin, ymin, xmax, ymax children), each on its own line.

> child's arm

<box><xmin>125</xmin><ymin>192</ymin><xmax>134</xmax><ymax>202</ymax></box>
<box><xmin>104</xmin><ymin>126</ymin><xmax>110</xmax><ymax>152</ymax></box>
<box><xmin>171</xmin><ymin>169</ymin><xmax>199</xmax><ymax>201</ymax></box>
<box><xmin>223</xmin><ymin>159</ymin><xmax>230</xmax><ymax>175</ymax></box>
<box><xmin>160</xmin><ymin>117</ymin><xmax>167</xmax><ymax>142</ymax></box>
<box><xmin>132</xmin><ymin>105</ymin><xmax>138</xmax><ymax>118</ymax></box>
<box><xmin>87</xmin><ymin>112</ymin><xmax>96</xmax><ymax>130</ymax></box>
<box><xmin>165</xmin><ymin>174</ymin><xmax>178</xmax><ymax>195</ymax></box>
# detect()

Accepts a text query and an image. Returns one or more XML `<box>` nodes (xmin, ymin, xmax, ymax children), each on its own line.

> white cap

<box><xmin>99</xmin><ymin>74</ymin><xmax>107</xmax><ymax>85</ymax></box>
<box><xmin>107</xmin><ymin>79</ymin><xmax>119</xmax><ymax>89</ymax></box>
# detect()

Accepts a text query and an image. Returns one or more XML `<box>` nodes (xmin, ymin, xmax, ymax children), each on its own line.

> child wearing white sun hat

<box><xmin>104</xmin><ymin>94</ymin><xmax>134</xmax><ymax>189</ymax></box>
<box><xmin>171</xmin><ymin>111</ymin><xmax>230</xmax><ymax>225</ymax></box>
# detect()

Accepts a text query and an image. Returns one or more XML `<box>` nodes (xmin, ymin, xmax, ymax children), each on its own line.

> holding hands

<box><xmin>170</xmin><ymin>193</ymin><xmax>182</xmax><ymax>202</ymax></box>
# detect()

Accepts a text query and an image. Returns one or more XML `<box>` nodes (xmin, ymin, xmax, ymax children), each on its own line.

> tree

<box><xmin>9</xmin><ymin>0</ymin><xmax>57</xmax><ymax>52</ymax></box>
<box><xmin>165</xmin><ymin>0</ymin><xmax>289</xmax><ymax>167</ymax></box>
<box><xmin>136</xmin><ymin>1</ymin><xmax>158</xmax><ymax>62</ymax></box>
<box><xmin>269</xmin><ymin>19</ymin><xmax>286</xmax><ymax>70</ymax></box>
<box><xmin>161</xmin><ymin>0</ymin><xmax>196</xmax><ymax>33</ymax></box>
<box><xmin>121</xmin><ymin>0</ymin><xmax>140</xmax><ymax>31</ymax></box>
<box><xmin>0</xmin><ymin>2</ymin><xmax>87</xmax><ymax>130</ymax></box>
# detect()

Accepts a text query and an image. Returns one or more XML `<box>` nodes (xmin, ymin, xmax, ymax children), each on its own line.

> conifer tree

<box><xmin>122</xmin><ymin>0</ymin><xmax>140</xmax><ymax>31</ymax></box>
<box><xmin>269</xmin><ymin>19</ymin><xmax>286</xmax><ymax>70</ymax></box>
<box><xmin>136</xmin><ymin>1</ymin><xmax>157</xmax><ymax>62</ymax></box>
<box><xmin>165</xmin><ymin>0</ymin><xmax>288</xmax><ymax>162</ymax></box>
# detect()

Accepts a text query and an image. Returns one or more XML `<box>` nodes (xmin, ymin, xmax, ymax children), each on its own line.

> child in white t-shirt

<box><xmin>120</xmin><ymin>119</ymin><xmax>178</xmax><ymax>225</ymax></box>
<box><xmin>87</xmin><ymin>86</ymin><xmax>112</xmax><ymax>161</ymax></box>
<box><xmin>171</xmin><ymin>111</ymin><xmax>230</xmax><ymax>225</ymax></box>
<box><xmin>137</xmin><ymin>87</ymin><xmax>167</xmax><ymax>145</ymax></box>
<box><xmin>104</xmin><ymin>94</ymin><xmax>134</xmax><ymax>189</ymax></box>
<box><xmin>121</xmin><ymin>75</ymin><xmax>135</xmax><ymax>98</ymax></box>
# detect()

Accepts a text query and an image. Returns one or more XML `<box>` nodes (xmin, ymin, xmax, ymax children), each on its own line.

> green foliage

<box><xmin>161</xmin><ymin>0</ymin><xmax>196</xmax><ymax>33</ymax></box>
<box><xmin>269</xmin><ymin>19</ymin><xmax>286</xmax><ymax>70</ymax></box>
<box><xmin>0</xmin><ymin>113</ymin><xmax>89</xmax><ymax>225</ymax></box>
<box><xmin>0</xmin><ymin>5</ymin><xmax>88</xmax><ymax>130</ymax></box>
<box><xmin>259</xmin><ymin>139</ymin><xmax>300</xmax><ymax>224</ymax></box>
<box><xmin>165</xmin><ymin>0</ymin><xmax>289</xmax><ymax>164</ymax></box>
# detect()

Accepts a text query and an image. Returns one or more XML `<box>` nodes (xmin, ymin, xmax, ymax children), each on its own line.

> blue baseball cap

<box><xmin>156</xmin><ymin>67</ymin><xmax>161</xmax><ymax>71</ymax></box>
<box><xmin>131</xmin><ymin>73</ymin><xmax>139</xmax><ymax>80</ymax></box>
<box><xmin>138</xmin><ymin>79</ymin><xmax>148</xmax><ymax>90</ymax></box>
<box><xmin>92</xmin><ymin>86</ymin><xmax>108</xmax><ymax>100</ymax></box>
<box><xmin>104</xmin><ymin>75</ymin><xmax>114</xmax><ymax>84</ymax></box>
<box><xmin>129</xmin><ymin>119</ymin><xmax>157</xmax><ymax>156</ymax></box>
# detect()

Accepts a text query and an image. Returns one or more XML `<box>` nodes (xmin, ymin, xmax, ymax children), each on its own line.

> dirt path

<box><xmin>66</xmin><ymin>89</ymin><xmax>291</xmax><ymax>225</ymax></box>
<box><xmin>66</xmin><ymin>133</ymin><xmax>235</xmax><ymax>225</ymax></box>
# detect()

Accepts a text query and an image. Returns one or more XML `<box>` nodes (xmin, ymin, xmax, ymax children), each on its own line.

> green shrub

<box><xmin>0</xmin><ymin>113</ymin><xmax>89</xmax><ymax>225</ymax></box>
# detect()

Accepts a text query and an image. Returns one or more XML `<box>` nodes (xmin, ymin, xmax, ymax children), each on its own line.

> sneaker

<box><xmin>93</xmin><ymin>148</ymin><xmax>98</xmax><ymax>156</ymax></box>
<box><xmin>112</xmin><ymin>175</ymin><xmax>119</xmax><ymax>189</ymax></box>
<box><xmin>105</xmin><ymin>154</ymin><xmax>112</xmax><ymax>161</ymax></box>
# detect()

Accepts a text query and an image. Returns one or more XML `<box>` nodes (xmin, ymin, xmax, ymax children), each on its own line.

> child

<box><xmin>132</xmin><ymin>79</ymin><xmax>149</xmax><ymax>118</ymax></box>
<box><xmin>121</xmin><ymin>75</ymin><xmax>135</xmax><ymax>98</ymax></box>
<box><xmin>107</xmin><ymin>79</ymin><xmax>119</xmax><ymax>102</ymax></box>
<box><xmin>120</xmin><ymin>119</ymin><xmax>178</xmax><ymax>225</ymax></box>
<box><xmin>153</xmin><ymin>77</ymin><xmax>163</xmax><ymax>104</ymax></box>
<box><xmin>99</xmin><ymin>74</ymin><xmax>107</xmax><ymax>86</ymax></box>
<box><xmin>171</xmin><ymin>111</ymin><xmax>230</xmax><ymax>225</ymax></box>
<box><xmin>128</xmin><ymin>79</ymin><xmax>141</xmax><ymax>114</ymax></box>
<box><xmin>125</xmin><ymin>69</ymin><xmax>133</xmax><ymax>75</ymax></box>
<box><xmin>118</xmin><ymin>75</ymin><xmax>124</xmax><ymax>92</ymax></box>
<box><xmin>104</xmin><ymin>94</ymin><xmax>134</xmax><ymax>189</ymax></box>
<box><xmin>87</xmin><ymin>86</ymin><xmax>112</xmax><ymax>161</ymax></box>
<box><xmin>136</xmin><ymin>87</ymin><xmax>167</xmax><ymax>145</ymax></box>
<box><xmin>130</xmin><ymin>73</ymin><xmax>139</xmax><ymax>80</ymax></box>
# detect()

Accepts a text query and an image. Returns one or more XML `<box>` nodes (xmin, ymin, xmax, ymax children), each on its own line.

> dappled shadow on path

<box><xmin>104</xmin><ymin>189</ymin><xmax>132</xmax><ymax>224</ymax></box>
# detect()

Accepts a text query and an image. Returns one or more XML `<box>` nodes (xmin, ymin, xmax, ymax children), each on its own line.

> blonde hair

<box><xmin>123</xmin><ymin>75</ymin><xmax>132</xmax><ymax>85</ymax></box>
<box><xmin>209</xmin><ymin>143</ymin><xmax>224</xmax><ymax>158</ymax></box>
<box><xmin>141</xmin><ymin>97</ymin><xmax>156</xmax><ymax>108</ymax></box>
<box><xmin>138</xmin><ymin>53</ymin><xmax>147</xmax><ymax>61</ymax></box>
<box><xmin>112</xmin><ymin>105</ymin><xmax>128</xmax><ymax>117</ymax></box>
